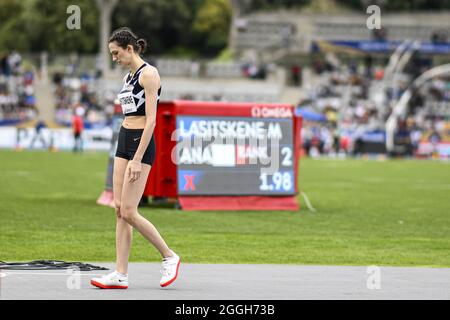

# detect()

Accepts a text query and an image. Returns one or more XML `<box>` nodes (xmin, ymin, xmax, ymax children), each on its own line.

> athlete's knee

<box><xmin>114</xmin><ymin>202</ymin><xmax>122</xmax><ymax>218</ymax></box>
<box><xmin>120</xmin><ymin>204</ymin><xmax>137</xmax><ymax>224</ymax></box>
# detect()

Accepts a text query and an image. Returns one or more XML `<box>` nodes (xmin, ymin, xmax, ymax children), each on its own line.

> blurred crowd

<box><xmin>53</xmin><ymin>73</ymin><xmax>107</xmax><ymax>127</ymax></box>
<box><xmin>1</xmin><ymin>49</ymin><xmax>449</xmax><ymax>158</ymax></box>
<box><xmin>241</xmin><ymin>61</ymin><xmax>269</xmax><ymax>80</ymax></box>
<box><xmin>0</xmin><ymin>51</ymin><xmax>119</xmax><ymax>128</ymax></box>
<box><xmin>299</xmin><ymin>53</ymin><xmax>450</xmax><ymax>157</ymax></box>
<box><xmin>52</xmin><ymin>53</ymin><xmax>116</xmax><ymax>127</ymax></box>
<box><xmin>0</xmin><ymin>51</ymin><xmax>38</xmax><ymax>122</ymax></box>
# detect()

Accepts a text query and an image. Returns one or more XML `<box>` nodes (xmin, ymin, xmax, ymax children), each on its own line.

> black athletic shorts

<box><xmin>115</xmin><ymin>126</ymin><xmax>156</xmax><ymax>166</ymax></box>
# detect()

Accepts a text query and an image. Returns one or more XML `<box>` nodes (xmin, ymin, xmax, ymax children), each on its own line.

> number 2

<box><xmin>281</xmin><ymin>147</ymin><xmax>292</xmax><ymax>166</ymax></box>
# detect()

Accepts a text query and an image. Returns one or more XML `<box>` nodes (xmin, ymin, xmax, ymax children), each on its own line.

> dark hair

<box><xmin>109</xmin><ymin>27</ymin><xmax>147</xmax><ymax>55</ymax></box>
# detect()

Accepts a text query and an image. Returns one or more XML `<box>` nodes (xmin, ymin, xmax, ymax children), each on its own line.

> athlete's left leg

<box><xmin>120</xmin><ymin>163</ymin><xmax>173</xmax><ymax>258</ymax></box>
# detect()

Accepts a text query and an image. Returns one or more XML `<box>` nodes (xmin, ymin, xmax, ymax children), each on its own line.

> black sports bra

<box><xmin>119</xmin><ymin>62</ymin><xmax>161</xmax><ymax>117</ymax></box>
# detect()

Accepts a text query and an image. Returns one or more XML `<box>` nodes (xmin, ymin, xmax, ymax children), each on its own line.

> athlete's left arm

<box><xmin>131</xmin><ymin>67</ymin><xmax>160</xmax><ymax>164</ymax></box>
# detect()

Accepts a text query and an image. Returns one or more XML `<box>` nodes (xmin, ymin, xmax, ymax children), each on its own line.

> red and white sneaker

<box><xmin>91</xmin><ymin>271</ymin><xmax>128</xmax><ymax>289</ymax></box>
<box><xmin>160</xmin><ymin>251</ymin><xmax>181</xmax><ymax>287</ymax></box>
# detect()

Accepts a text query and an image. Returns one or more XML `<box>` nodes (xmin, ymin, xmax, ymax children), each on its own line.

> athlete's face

<box><xmin>108</xmin><ymin>42</ymin><xmax>133</xmax><ymax>66</ymax></box>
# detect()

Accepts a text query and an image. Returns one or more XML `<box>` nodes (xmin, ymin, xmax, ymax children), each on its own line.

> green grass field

<box><xmin>1</xmin><ymin>150</ymin><xmax>449</xmax><ymax>267</ymax></box>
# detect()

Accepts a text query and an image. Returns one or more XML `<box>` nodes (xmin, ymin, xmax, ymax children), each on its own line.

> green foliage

<box><xmin>1</xmin><ymin>0</ymin><xmax>449</xmax><ymax>56</ymax></box>
<box><xmin>248</xmin><ymin>0</ymin><xmax>311</xmax><ymax>11</ymax></box>
<box><xmin>0</xmin><ymin>16</ymin><xmax>30</xmax><ymax>52</ymax></box>
<box><xmin>0</xmin><ymin>0</ymin><xmax>231</xmax><ymax>56</ymax></box>
<box><xmin>192</xmin><ymin>0</ymin><xmax>232</xmax><ymax>56</ymax></box>
<box><xmin>0</xmin><ymin>0</ymin><xmax>99</xmax><ymax>53</ymax></box>
<box><xmin>37</xmin><ymin>0</ymin><xmax>98</xmax><ymax>53</ymax></box>
<box><xmin>112</xmin><ymin>0</ymin><xmax>230</xmax><ymax>57</ymax></box>
<box><xmin>112</xmin><ymin>0</ymin><xmax>198</xmax><ymax>55</ymax></box>
<box><xmin>0</xmin><ymin>0</ymin><xmax>310</xmax><ymax>56</ymax></box>
<box><xmin>214</xmin><ymin>47</ymin><xmax>233</xmax><ymax>62</ymax></box>
<box><xmin>0</xmin><ymin>0</ymin><xmax>29</xmax><ymax>52</ymax></box>
<box><xmin>0</xmin><ymin>0</ymin><xmax>22</xmax><ymax>23</ymax></box>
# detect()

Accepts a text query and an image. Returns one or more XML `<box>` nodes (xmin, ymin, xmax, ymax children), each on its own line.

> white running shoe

<box><xmin>160</xmin><ymin>251</ymin><xmax>181</xmax><ymax>287</ymax></box>
<box><xmin>91</xmin><ymin>271</ymin><xmax>128</xmax><ymax>289</ymax></box>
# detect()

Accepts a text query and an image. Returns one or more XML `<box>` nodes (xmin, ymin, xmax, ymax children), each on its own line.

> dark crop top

<box><xmin>119</xmin><ymin>62</ymin><xmax>161</xmax><ymax>117</ymax></box>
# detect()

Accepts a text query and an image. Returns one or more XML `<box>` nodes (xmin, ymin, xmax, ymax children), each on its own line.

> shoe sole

<box><xmin>90</xmin><ymin>279</ymin><xmax>128</xmax><ymax>289</ymax></box>
<box><xmin>160</xmin><ymin>258</ymin><xmax>181</xmax><ymax>288</ymax></box>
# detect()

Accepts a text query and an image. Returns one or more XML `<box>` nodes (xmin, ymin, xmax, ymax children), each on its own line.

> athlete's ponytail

<box><xmin>136</xmin><ymin>38</ymin><xmax>147</xmax><ymax>54</ymax></box>
<box><xmin>109</xmin><ymin>27</ymin><xmax>147</xmax><ymax>55</ymax></box>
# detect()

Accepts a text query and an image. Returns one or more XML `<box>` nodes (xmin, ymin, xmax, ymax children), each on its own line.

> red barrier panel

<box><xmin>144</xmin><ymin>102</ymin><xmax>178</xmax><ymax>198</ymax></box>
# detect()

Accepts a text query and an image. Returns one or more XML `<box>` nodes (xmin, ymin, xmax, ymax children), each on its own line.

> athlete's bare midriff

<box><xmin>122</xmin><ymin>115</ymin><xmax>146</xmax><ymax>129</ymax></box>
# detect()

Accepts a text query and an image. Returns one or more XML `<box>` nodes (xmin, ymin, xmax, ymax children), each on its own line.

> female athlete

<box><xmin>91</xmin><ymin>28</ymin><xmax>180</xmax><ymax>289</ymax></box>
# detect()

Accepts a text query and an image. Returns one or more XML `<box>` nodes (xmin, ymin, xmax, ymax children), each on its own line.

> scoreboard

<box><xmin>176</xmin><ymin>115</ymin><xmax>296</xmax><ymax>196</ymax></box>
<box><xmin>143</xmin><ymin>100</ymin><xmax>301</xmax><ymax>211</ymax></box>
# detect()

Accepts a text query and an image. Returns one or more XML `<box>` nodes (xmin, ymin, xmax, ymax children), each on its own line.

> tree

<box><xmin>112</xmin><ymin>0</ymin><xmax>198</xmax><ymax>55</ymax></box>
<box><xmin>192</xmin><ymin>0</ymin><xmax>232</xmax><ymax>56</ymax></box>
<box><xmin>0</xmin><ymin>0</ymin><xmax>31</xmax><ymax>52</ymax></box>
<box><xmin>246</xmin><ymin>0</ymin><xmax>311</xmax><ymax>12</ymax></box>
<box><xmin>29</xmin><ymin>0</ymin><xmax>99</xmax><ymax>53</ymax></box>
<box><xmin>0</xmin><ymin>0</ymin><xmax>99</xmax><ymax>53</ymax></box>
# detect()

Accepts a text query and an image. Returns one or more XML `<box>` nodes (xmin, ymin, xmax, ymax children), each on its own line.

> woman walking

<box><xmin>91</xmin><ymin>28</ymin><xmax>180</xmax><ymax>289</ymax></box>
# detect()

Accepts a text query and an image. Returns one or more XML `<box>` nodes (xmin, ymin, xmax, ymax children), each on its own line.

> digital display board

<box><xmin>175</xmin><ymin>115</ymin><xmax>295</xmax><ymax>195</ymax></box>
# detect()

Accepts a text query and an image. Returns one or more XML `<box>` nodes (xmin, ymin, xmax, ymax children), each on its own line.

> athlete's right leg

<box><xmin>113</xmin><ymin>156</ymin><xmax>133</xmax><ymax>275</ymax></box>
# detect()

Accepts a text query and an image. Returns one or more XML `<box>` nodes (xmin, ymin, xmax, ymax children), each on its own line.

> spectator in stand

<box><xmin>291</xmin><ymin>64</ymin><xmax>301</xmax><ymax>86</ymax></box>
<box><xmin>0</xmin><ymin>52</ymin><xmax>10</xmax><ymax>76</ymax></box>
<box><xmin>409</xmin><ymin>118</ymin><xmax>422</xmax><ymax>155</ymax></box>
<box><xmin>372</xmin><ymin>27</ymin><xmax>388</xmax><ymax>41</ymax></box>
<box><xmin>8</xmin><ymin>50</ymin><xmax>22</xmax><ymax>76</ymax></box>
